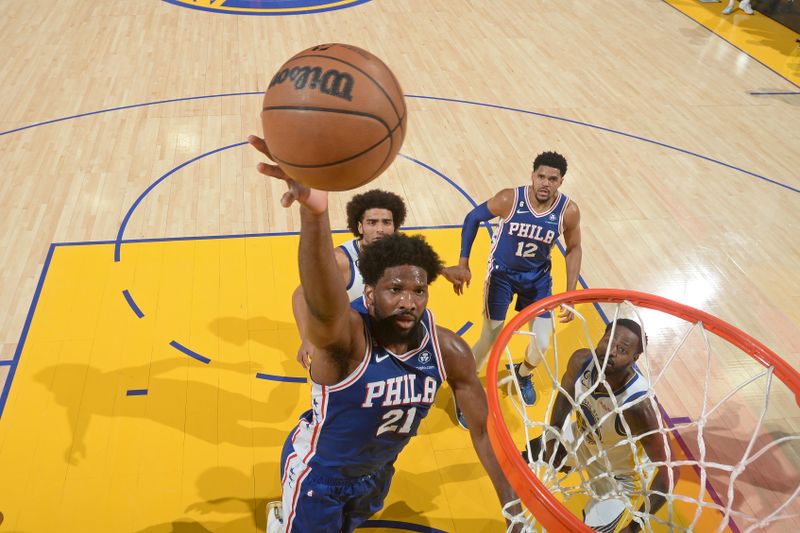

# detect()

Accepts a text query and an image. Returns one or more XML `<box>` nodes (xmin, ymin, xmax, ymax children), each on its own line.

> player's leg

<box><xmin>268</xmin><ymin>432</ymin><xmax>297</xmax><ymax>532</ymax></box>
<box><xmin>722</xmin><ymin>0</ymin><xmax>736</xmax><ymax>14</ymax></box>
<box><xmin>454</xmin><ymin>269</ymin><xmax>513</xmax><ymax>428</ymax></box>
<box><xmin>280</xmin><ymin>469</ymin><xmax>348</xmax><ymax>533</ymax></box>
<box><xmin>471</xmin><ymin>315</ymin><xmax>506</xmax><ymax>371</ymax></box>
<box><xmin>510</xmin><ymin>271</ymin><xmax>553</xmax><ymax>405</ymax></box>
<box><xmin>277</xmin><ymin>433</ymin><xmax>347</xmax><ymax>533</ymax></box>
<box><xmin>472</xmin><ymin>268</ymin><xmax>514</xmax><ymax>370</ymax></box>
<box><xmin>340</xmin><ymin>463</ymin><xmax>395</xmax><ymax>533</ymax></box>
<box><xmin>455</xmin><ymin>315</ymin><xmax>504</xmax><ymax>429</ymax></box>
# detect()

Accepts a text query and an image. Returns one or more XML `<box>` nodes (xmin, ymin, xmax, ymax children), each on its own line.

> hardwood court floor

<box><xmin>0</xmin><ymin>0</ymin><xmax>798</xmax><ymax>531</ymax></box>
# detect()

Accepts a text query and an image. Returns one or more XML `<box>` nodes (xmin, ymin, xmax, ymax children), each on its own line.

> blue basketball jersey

<box><xmin>488</xmin><ymin>186</ymin><xmax>570</xmax><ymax>272</ymax></box>
<box><xmin>286</xmin><ymin>309</ymin><xmax>446</xmax><ymax>479</ymax></box>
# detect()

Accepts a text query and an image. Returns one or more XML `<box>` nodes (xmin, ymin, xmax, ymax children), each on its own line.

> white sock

<box><xmin>518</xmin><ymin>316</ymin><xmax>552</xmax><ymax>377</ymax></box>
<box><xmin>472</xmin><ymin>318</ymin><xmax>505</xmax><ymax>371</ymax></box>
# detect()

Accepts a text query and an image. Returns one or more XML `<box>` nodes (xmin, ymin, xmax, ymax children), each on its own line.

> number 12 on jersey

<box><xmin>515</xmin><ymin>241</ymin><xmax>538</xmax><ymax>257</ymax></box>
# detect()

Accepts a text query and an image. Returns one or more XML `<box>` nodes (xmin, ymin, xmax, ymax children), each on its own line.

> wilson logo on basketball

<box><xmin>269</xmin><ymin>66</ymin><xmax>355</xmax><ymax>101</ymax></box>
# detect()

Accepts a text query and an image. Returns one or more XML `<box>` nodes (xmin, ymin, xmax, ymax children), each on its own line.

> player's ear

<box><xmin>363</xmin><ymin>284</ymin><xmax>374</xmax><ymax>306</ymax></box>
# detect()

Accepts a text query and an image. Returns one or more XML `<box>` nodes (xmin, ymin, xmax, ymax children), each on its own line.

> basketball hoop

<box><xmin>486</xmin><ymin>289</ymin><xmax>800</xmax><ymax>532</ymax></box>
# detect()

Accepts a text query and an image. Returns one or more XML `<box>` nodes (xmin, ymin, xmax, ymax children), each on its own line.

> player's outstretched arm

<box><xmin>448</xmin><ymin>190</ymin><xmax>513</xmax><ymax>295</ymax></box>
<box><xmin>558</xmin><ymin>201</ymin><xmax>582</xmax><ymax>322</ymax></box>
<box><xmin>619</xmin><ymin>400</ymin><xmax>680</xmax><ymax>533</ymax></box>
<box><xmin>291</xmin><ymin>251</ymin><xmax>353</xmax><ymax>369</ymax></box>
<box><xmin>291</xmin><ymin>286</ymin><xmax>315</xmax><ymax>369</ymax></box>
<box><xmin>250</xmin><ymin>135</ymin><xmax>361</xmax><ymax>383</ymax></box>
<box><xmin>438</xmin><ymin>327</ymin><xmax>521</xmax><ymax>528</ymax></box>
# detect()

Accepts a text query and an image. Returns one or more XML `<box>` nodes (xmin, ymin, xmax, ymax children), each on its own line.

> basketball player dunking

<box><xmin>446</xmin><ymin>151</ymin><xmax>582</xmax><ymax>426</ymax></box>
<box><xmin>523</xmin><ymin>319</ymin><xmax>678</xmax><ymax>533</ymax></box>
<box><xmin>249</xmin><ymin>138</ymin><xmax>520</xmax><ymax>533</ymax></box>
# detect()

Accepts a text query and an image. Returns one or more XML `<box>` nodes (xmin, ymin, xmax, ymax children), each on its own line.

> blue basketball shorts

<box><xmin>483</xmin><ymin>263</ymin><xmax>552</xmax><ymax>321</ymax></box>
<box><xmin>279</xmin><ymin>435</ymin><xmax>394</xmax><ymax>533</ymax></box>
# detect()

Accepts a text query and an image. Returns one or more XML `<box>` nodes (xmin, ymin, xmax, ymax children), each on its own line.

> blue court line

<box><xmin>0</xmin><ymin>91</ymin><xmax>262</xmax><ymax>137</ymax></box>
<box><xmin>122</xmin><ymin>289</ymin><xmax>145</xmax><ymax>318</ymax></box>
<box><xmin>2</xmin><ymin>91</ymin><xmax>795</xmax><ymax>195</ymax></box>
<box><xmin>668</xmin><ymin>416</ymin><xmax>693</xmax><ymax>424</ymax></box>
<box><xmin>126</xmin><ymin>389</ymin><xmax>148</xmax><ymax>396</ymax></box>
<box><xmin>359</xmin><ymin>520</ymin><xmax>449</xmax><ymax>533</ymax></box>
<box><xmin>406</xmin><ymin>94</ymin><xmax>799</xmax><ymax>195</ymax></box>
<box><xmin>455</xmin><ymin>321</ymin><xmax>473</xmax><ymax>337</ymax></box>
<box><xmin>749</xmin><ymin>91</ymin><xmax>800</xmax><ymax>96</ymax></box>
<box><xmin>108</xmin><ymin>142</ymin><xmax>466</xmax><ymax>322</ymax></box>
<box><xmin>0</xmin><ymin>243</ymin><xmax>56</xmax><ymax>418</ymax></box>
<box><xmin>0</xmin><ymin>360</ymin><xmax>12</xmax><ymax>366</ymax></box>
<box><xmin>169</xmin><ymin>340</ymin><xmax>212</xmax><ymax>364</ymax></box>
<box><xmin>0</xmin><ymin>86</ymin><xmax>783</xmax><ymax>530</ymax></box>
<box><xmin>52</xmin><ymin>224</ymin><xmax>464</xmax><ymax>247</ymax></box>
<box><xmin>256</xmin><ymin>373</ymin><xmax>308</xmax><ymax>383</ymax></box>
<box><xmin>659</xmin><ymin>0</ymin><xmax>799</xmax><ymax>94</ymax></box>
<box><xmin>114</xmin><ymin>141</ymin><xmax>248</xmax><ymax>262</ymax></box>
<box><xmin>399</xmin><ymin>154</ymin><xmax>494</xmax><ymax>239</ymax></box>
<box><xmin>161</xmin><ymin>0</ymin><xmax>372</xmax><ymax>16</ymax></box>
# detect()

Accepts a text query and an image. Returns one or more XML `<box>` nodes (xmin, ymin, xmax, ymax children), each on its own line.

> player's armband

<box><xmin>460</xmin><ymin>202</ymin><xmax>494</xmax><ymax>258</ymax></box>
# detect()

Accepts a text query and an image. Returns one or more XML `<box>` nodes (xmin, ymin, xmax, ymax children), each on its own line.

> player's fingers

<box><xmin>256</xmin><ymin>161</ymin><xmax>288</xmax><ymax>179</ymax></box>
<box><xmin>280</xmin><ymin>191</ymin><xmax>296</xmax><ymax>208</ymax></box>
<box><xmin>247</xmin><ymin>134</ymin><xmax>272</xmax><ymax>158</ymax></box>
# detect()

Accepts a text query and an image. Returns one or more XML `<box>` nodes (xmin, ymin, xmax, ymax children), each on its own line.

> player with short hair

<box><xmin>523</xmin><ymin>319</ymin><xmax>679</xmax><ymax>533</ymax></box>
<box><xmin>447</xmin><ymin>151</ymin><xmax>582</xmax><ymax>425</ymax></box>
<box><xmin>249</xmin><ymin>136</ymin><xmax>520</xmax><ymax>533</ymax></box>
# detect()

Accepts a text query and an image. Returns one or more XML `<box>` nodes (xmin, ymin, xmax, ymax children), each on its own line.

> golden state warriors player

<box><xmin>291</xmin><ymin>189</ymin><xmax>407</xmax><ymax>369</ymax></box>
<box><xmin>523</xmin><ymin>319</ymin><xmax>678</xmax><ymax>533</ymax></box>
<box><xmin>249</xmin><ymin>138</ymin><xmax>520</xmax><ymax>533</ymax></box>
<box><xmin>447</xmin><ymin>151</ymin><xmax>582</xmax><ymax>426</ymax></box>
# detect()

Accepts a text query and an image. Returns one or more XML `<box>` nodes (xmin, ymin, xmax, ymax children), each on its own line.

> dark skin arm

<box><xmin>250</xmin><ymin>135</ymin><xmax>365</xmax><ymax>385</ymax></box>
<box><xmin>618</xmin><ymin>400</ymin><xmax>679</xmax><ymax>533</ymax></box>
<box><xmin>558</xmin><ymin>200</ymin><xmax>582</xmax><ymax>322</ymax></box>
<box><xmin>291</xmin><ymin>250</ymin><xmax>352</xmax><ymax>369</ymax></box>
<box><xmin>549</xmin><ymin>349</ymin><xmax>589</xmax><ymax>430</ymax></box>
<box><xmin>533</xmin><ymin>349</ymin><xmax>589</xmax><ymax>467</ymax></box>
<box><xmin>438</xmin><ymin>326</ymin><xmax>521</xmax><ymax>531</ymax></box>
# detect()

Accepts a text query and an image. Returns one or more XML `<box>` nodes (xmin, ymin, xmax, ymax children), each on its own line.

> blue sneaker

<box><xmin>513</xmin><ymin>362</ymin><xmax>536</xmax><ymax>406</ymax></box>
<box><xmin>453</xmin><ymin>393</ymin><xmax>468</xmax><ymax>430</ymax></box>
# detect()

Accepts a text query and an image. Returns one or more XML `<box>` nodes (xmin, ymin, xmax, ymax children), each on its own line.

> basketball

<box><xmin>261</xmin><ymin>43</ymin><xmax>407</xmax><ymax>191</ymax></box>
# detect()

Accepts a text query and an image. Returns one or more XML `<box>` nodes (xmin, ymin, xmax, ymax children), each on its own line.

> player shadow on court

<box><xmin>131</xmin><ymin>462</ymin><xmax>499</xmax><ymax>533</ymax></box>
<box><xmin>131</xmin><ymin>465</ymin><xmax>272</xmax><ymax>533</ymax></box>
<box><xmin>209</xmin><ymin>316</ymin><xmax>298</xmax><ymax>348</ymax></box>
<box><xmin>34</xmin><ymin>356</ymin><xmax>304</xmax><ymax>465</ymax></box>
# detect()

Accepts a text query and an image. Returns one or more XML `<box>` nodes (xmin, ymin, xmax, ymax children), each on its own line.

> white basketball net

<box><xmin>497</xmin><ymin>299</ymin><xmax>800</xmax><ymax>533</ymax></box>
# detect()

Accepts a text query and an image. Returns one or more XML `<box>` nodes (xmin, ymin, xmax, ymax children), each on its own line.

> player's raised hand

<box><xmin>249</xmin><ymin>135</ymin><xmax>327</xmax><ymax>215</ymax></box>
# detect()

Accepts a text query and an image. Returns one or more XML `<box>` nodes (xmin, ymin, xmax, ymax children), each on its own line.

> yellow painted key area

<box><xmin>0</xmin><ymin>228</ymin><xmax>734</xmax><ymax>532</ymax></box>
